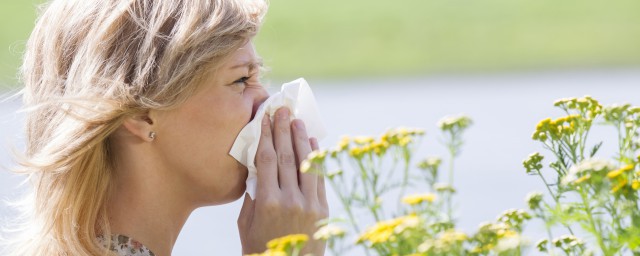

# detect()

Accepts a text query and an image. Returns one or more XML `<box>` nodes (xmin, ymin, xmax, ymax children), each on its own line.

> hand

<box><xmin>238</xmin><ymin>107</ymin><xmax>329</xmax><ymax>255</ymax></box>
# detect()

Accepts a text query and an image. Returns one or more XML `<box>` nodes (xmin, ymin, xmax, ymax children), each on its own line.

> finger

<box><xmin>310</xmin><ymin>137</ymin><xmax>328</xmax><ymax>208</ymax></box>
<box><xmin>292</xmin><ymin>119</ymin><xmax>316</xmax><ymax>199</ymax></box>
<box><xmin>273</xmin><ymin>107</ymin><xmax>299</xmax><ymax>191</ymax></box>
<box><xmin>256</xmin><ymin>114</ymin><xmax>278</xmax><ymax>193</ymax></box>
<box><xmin>237</xmin><ymin>193</ymin><xmax>255</xmax><ymax>231</ymax></box>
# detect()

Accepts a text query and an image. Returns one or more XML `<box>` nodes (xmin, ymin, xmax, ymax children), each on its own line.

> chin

<box><xmin>208</xmin><ymin>163</ymin><xmax>248</xmax><ymax>205</ymax></box>
<box><xmin>212</xmin><ymin>182</ymin><xmax>246</xmax><ymax>205</ymax></box>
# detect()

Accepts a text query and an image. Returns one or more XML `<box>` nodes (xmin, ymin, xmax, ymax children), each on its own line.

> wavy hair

<box><xmin>2</xmin><ymin>0</ymin><xmax>266</xmax><ymax>255</ymax></box>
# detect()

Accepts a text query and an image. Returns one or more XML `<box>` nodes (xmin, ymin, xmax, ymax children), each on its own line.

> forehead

<box><xmin>223</xmin><ymin>42</ymin><xmax>258</xmax><ymax>68</ymax></box>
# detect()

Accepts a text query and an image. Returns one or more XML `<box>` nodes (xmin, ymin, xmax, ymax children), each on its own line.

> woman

<box><xmin>4</xmin><ymin>0</ymin><xmax>328</xmax><ymax>255</ymax></box>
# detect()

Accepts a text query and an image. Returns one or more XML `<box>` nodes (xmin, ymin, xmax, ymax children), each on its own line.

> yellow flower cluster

<box><xmin>401</xmin><ymin>193</ymin><xmax>437</xmax><ymax>206</ymax></box>
<box><xmin>553</xmin><ymin>96</ymin><xmax>602</xmax><ymax>120</ymax></box>
<box><xmin>356</xmin><ymin>214</ymin><xmax>421</xmax><ymax>245</ymax></box>
<box><xmin>334</xmin><ymin>128</ymin><xmax>425</xmax><ymax>159</ymax></box>
<box><xmin>417</xmin><ymin>229</ymin><xmax>467</xmax><ymax>254</ymax></box>
<box><xmin>532</xmin><ymin>115</ymin><xmax>583</xmax><ymax>142</ymax></box>
<box><xmin>607</xmin><ymin>164</ymin><xmax>638</xmax><ymax>194</ymax></box>
<box><xmin>245</xmin><ymin>234</ymin><xmax>308</xmax><ymax>256</ymax></box>
<box><xmin>470</xmin><ymin>222</ymin><xmax>520</xmax><ymax>254</ymax></box>
<box><xmin>561</xmin><ymin>159</ymin><xmax>615</xmax><ymax>186</ymax></box>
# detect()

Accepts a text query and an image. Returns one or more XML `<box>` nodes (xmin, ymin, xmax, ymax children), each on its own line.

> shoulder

<box><xmin>97</xmin><ymin>234</ymin><xmax>156</xmax><ymax>256</ymax></box>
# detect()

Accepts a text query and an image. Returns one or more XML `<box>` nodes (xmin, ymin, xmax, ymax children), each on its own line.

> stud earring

<box><xmin>148</xmin><ymin>131</ymin><xmax>156</xmax><ymax>140</ymax></box>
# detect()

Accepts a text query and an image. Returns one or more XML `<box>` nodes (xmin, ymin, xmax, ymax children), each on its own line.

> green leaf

<box><xmin>590</xmin><ymin>142</ymin><xmax>604</xmax><ymax>158</ymax></box>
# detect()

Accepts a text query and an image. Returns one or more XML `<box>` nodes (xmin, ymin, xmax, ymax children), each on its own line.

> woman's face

<box><xmin>154</xmin><ymin>41</ymin><xmax>268</xmax><ymax>206</ymax></box>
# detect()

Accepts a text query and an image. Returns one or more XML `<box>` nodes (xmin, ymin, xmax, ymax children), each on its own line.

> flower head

<box><xmin>266</xmin><ymin>234</ymin><xmax>308</xmax><ymax>252</ymax></box>
<box><xmin>434</xmin><ymin>183</ymin><xmax>456</xmax><ymax>193</ymax></box>
<box><xmin>554</xmin><ymin>96</ymin><xmax>602</xmax><ymax>120</ymax></box>
<box><xmin>607</xmin><ymin>164</ymin><xmax>634</xmax><ymax>179</ymax></box>
<box><xmin>357</xmin><ymin>215</ymin><xmax>421</xmax><ymax>245</ymax></box>
<box><xmin>525</xmin><ymin>192</ymin><xmax>543</xmax><ymax>210</ymax></box>
<box><xmin>401</xmin><ymin>193</ymin><xmax>437</xmax><ymax>206</ymax></box>
<box><xmin>313</xmin><ymin>224</ymin><xmax>346</xmax><ymax>241</ymax></box>
<box><xmin>561</xmin><ymin>159</ymin><xmax>616</xmax><ymax>186</ymax></box>
<box><xmin>438</xmin><ymin>114</ymin><xmax>473</xmax><ymax>132</ymax></box>
<box><xmin>523</xmin><ymin>152</ymin><xmax>544</xmax><ymax>174</ymax></box>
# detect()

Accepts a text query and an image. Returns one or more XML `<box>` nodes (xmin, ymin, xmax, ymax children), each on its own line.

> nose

<box><xmin>251</xmin><ymin>86</ymin><xmax>269</xmax><ymax>121</ymax></box>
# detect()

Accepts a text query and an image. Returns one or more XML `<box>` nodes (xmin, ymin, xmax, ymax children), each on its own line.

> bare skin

<box><xmin>238</xmin><ymin>109</ymin><xmax>329</xmax><ymax>255</ymax></box>
<box><xmin>107</xmin><ymin>41</ymin><xmax>327</xmax><ymax>255</ymax></box>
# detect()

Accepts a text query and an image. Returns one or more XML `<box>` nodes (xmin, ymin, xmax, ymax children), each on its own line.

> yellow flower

<box><xmin>266</xmin><ymin>234</ymin><xmax>308</xmax><ymax>252</ymax></box>
<box><xmin>370</xmin><ymin>140</ymin><xmax>390</xmax><ymax>155</ymax></box>
<box><xmin>357</xmin><ymin>215</ymin><xmax>420</xmax><ymax>245</ymax></box>
<box><xmin>335</xmin><ymin>136</ymin><xmax>350</xmax><ymax>151</ymax></box>
<box><xmin>357</xmin><ymin>219</ymin><xmax>398</xmax><ymax>245</ymax></box>
<box><xmin>401</xmin><ymin>193</ymin><xmax>437</xmax><ymax>205</ymax></box>
<box><xmin>349</xmin><ymin>147</ymin><xmax>365</xmax><ymax>158</ymax></box>
<box><xmin>573</xmin><ymin>174</ymin><xmax>590</xmax><ymax>184</ymax></box>
<box><xmin>611</xmin><ymin>178</ymin><xmax>628</xmax><ymax>193</ymax></box>
<box><xmin>607</xmin><ymin>164</ymin><xmax>635</xmax><ymax>179</ymax></box>
<box><xmin>245</xmin><ymin>252</ymin><xmax>286</xmax><ymax>256</ymax></box>
<box><xmin>439</xmin><ymin>229</ymin><xmax>467</xmax><ymax>243</ymax></box>
<box><xmin>354</xmin><ymin>136</ymin><xmax>374</xmax><ymax>145</ymax></box>
<box><xmin>632</xmin><ymin>180</ymin><xmax>640</xmax><ymax>190</ymax></box>
<box><xmin>399</xmin><ymin>137</ymin><xmax>412</xmax><ymax>147</ymax></box>
<box><xmin>396</xmin><ymin>127</ymin><xmax>410</xmax><ymax>136</ymax></box>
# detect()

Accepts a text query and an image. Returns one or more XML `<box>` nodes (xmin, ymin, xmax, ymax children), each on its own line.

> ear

<box><xmin>121</xmin><ymin>110</ymin><xmax>157</xmax><ymax>142</ymax></box>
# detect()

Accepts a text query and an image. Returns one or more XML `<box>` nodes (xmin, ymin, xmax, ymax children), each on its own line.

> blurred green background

<box><xmin>1</xmin><ymin>0</ymin><xmax>640</xmax><ymax>87</ymax></box>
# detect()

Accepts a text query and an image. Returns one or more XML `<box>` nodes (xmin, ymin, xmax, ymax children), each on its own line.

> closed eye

<box><xmin>233</xmin><ymin>76</ymin><xmax>250</xmax><ymax>85</ymax></box>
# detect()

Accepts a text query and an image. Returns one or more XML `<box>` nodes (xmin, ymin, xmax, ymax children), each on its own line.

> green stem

<box><xmin>328</xmin><ymin>178</ymin><xmax>371</xmax><ymax>256</ymax></box>
<box><xmin>397</xmin><ymin>147</ymin><xmax>411</xmax><ymax>212</ymax></box>
<box><xmin>447</xmin><ymin>143</ymin><xmax>455</xmax><ymax>221</ymax></box>
<box><xmin>580</xmin><ymin>189</ymin><xmax>610</xmax><ymax>256</ymax></box>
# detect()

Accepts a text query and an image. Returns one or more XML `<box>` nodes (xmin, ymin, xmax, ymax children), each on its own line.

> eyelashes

<box><xmin>233</xmin><ymin>76</ymin><xmax>250</xmax><ymax>85</ymax></box>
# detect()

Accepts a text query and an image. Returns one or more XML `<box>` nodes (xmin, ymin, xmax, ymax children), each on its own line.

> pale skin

<box><xmin>108</xmin><ymin>41</ymin><xmax>328</xmax><ymax>255</ymax></box>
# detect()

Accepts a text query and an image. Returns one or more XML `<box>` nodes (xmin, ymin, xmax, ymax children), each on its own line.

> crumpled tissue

<box><xmin>229</xmin><ymin>78</ymin><xmax>327</xmax><ymax>199</ymax></box>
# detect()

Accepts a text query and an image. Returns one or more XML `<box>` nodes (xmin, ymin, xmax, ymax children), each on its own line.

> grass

<box><xmin>256</xmin><ymin>0</ymin><xmax>640</xmax><ymax>79</ymax></box>
<box><xmin>0</xmin><ymin>0</ymin><xmax>43</xmax><ymax>89</ymax></box>
<box><xmin>1</xmin><ymin>0</ymin><xmax>639</xmax><ymax>87</ymax></box>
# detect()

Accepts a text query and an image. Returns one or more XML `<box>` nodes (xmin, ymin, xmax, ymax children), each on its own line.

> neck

<box><xmin>107</xmin><ymin>146</ymin><xmax>196</xmax><ymax>256</ymax></box>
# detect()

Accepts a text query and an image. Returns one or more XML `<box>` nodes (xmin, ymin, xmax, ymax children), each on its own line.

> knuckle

<box><xmin>260</xmin><ymin>127</ymin><xmax>272</xmax><ymax>138</ymax></box>
<box><xmin>257</xmin><ymin>149</ymin><xmax>277</xmax><ymax>164</ymax></box>
<box><xmin>285</xmin><ymin>200</ymin><xmax>305</xmax><ymax>214</ymax></box>
<box><xmin>278</xmin><ymin>152</ymin><xmax>296</xmax><ymax>166</ymax></box>
<box><xmin>260</xmin><ymin>198</ymin><xmax>281</xmax><ymax>212</ymax></box>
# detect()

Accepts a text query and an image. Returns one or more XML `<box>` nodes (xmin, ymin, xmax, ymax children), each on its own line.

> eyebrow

<box><xmin>229</xmin><ymin>58</ymin><xmax>264</xmax><ymax>70</ymax></box>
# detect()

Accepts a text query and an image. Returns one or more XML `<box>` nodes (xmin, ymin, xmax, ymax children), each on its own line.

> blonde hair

<box><xmin>3</xmin><ymin>0</ymin><xmax>266</xmax><ymax>255</ymax></box>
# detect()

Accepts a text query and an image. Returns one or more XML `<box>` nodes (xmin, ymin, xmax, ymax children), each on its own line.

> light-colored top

<box><xmin>98</xmin><ymin>234</ymin><xmax>156</xmax><ymax>256</ymax></box>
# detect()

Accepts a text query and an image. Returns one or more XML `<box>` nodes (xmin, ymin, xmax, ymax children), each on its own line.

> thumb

<box><xmin>238</xmin><ymin>193</ymin><xmax>255</xmax><ymax>230</ymax></box>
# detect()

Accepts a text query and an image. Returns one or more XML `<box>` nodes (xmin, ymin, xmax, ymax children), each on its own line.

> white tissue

<box><xmin>229</xmin><ymin>78</ymin><xmax>327</xmax><ymax>199</ymax></box>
